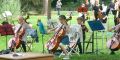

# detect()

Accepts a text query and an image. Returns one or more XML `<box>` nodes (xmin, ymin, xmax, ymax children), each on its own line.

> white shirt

<box><xmin>68</xmin><ymin>24</ymin><xmax>83</xmax><ymax>42</ymax></box>
<box><xmin>102</xmin><ymin>5</ymin><xmax>107</xmax><ymax>12</ymax></box>
<box><xmin>14</xmin><ymin>23</ymin><xmax>30</xmax><ymax>42</ymax></box>
<box><xmin>90</xmin><ymin>0</ymin><xmax>95</xmax><ymax>5</ymax></box>
<box><xmin>56</xmin><ymin>1</ymin><xmax>62</xmax><ymax>8</ymax></box>
<box><xmin>115</xmin><ymin>2</ymin><xmax>119</xmax><ymax>10</ymax></box>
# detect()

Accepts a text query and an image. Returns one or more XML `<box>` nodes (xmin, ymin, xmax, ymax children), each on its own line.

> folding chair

<box><xmin>26</xmin><ymin>36</ymin><xmax>34</xmax><ymax>52</ymax></box>
<box><xmin>59</xmin><ymin>34</ymin><xmax>80</xmax><ymax>57</ymax></box>
<box><xmin>19</xmin><ymin>36</ymin><xmax>34</xmax><ymax>52</ymax></box>
<box><xmin>26</xmin><ymin>28</ymin><xmax>38</xmax><ymax>52</ymax></box>
<box><xmin>67</xmin><ymin>37</ymin><xmax>80</xmax><ymax>56</ymax></box>
<box><xmin>59</xmin><ymin>25</ymin><xmax>80</xmax><ymax>57</ymax></box>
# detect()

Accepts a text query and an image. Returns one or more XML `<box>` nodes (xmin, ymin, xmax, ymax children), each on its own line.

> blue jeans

<box><xmin>61</xmin><ymin>35</ymin><xmax>69</xmax><ymax>45</ymax></box>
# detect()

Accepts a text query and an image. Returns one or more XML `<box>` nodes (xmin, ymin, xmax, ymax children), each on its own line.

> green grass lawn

<box><xmin>0</xmin><ymin>11</ymin><xmax>120</xmax><ymax>60</ymax></box>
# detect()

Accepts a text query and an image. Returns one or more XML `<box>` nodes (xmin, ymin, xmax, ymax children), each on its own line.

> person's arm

<box><xmin>60</xmin><ymin>1</ymin><xmax>62</xmax><ymax>6</ymax></box>
<box><xmin>92</xmin><ymin>6</ymin><xmax>95</xmax><ymax>19</ymax></box>
<box><xmin>64</xmin><ymin>25</ymin><xmax>70</xmax><ymax>34</ymax></box>
<box><xmin>25</xmin><ymin>23</ymin><xmax>31</xmax><ymax>29</ymax></box>
<box><xmin>47</xmin><ymin>25</ymin><xmax>58</xmax><ymax>33</ymax></box>
<box><xmin>48</xmin><ymin>28</ymin><xmax>56</xmax><ymax>32</ymax></box>
<box><xmin>108</xmin><ymin>28</ymin><xmax>113</xmax><ymax>32</ymax></box>
<box><xmin>103</xmin><ymin>15</ymin><xmax>108</xmax><ymax>20</ymax></box>
<box><xmin>114</xmin><ymin>24</ymin><xmax>120</xmax><ymax>32</ymax></box>
<box><xmin>81</xmin><ymin>23</ymin><xmax>88</xmax><ymax>32</ymax></box>
<box><xmin>108</xmin><ymin>25</ymin><xmax>118</xmax><ymax>32</ymax></box>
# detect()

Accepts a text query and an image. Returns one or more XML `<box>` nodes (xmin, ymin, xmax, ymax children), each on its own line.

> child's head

<box><xmin>81</xmin><ymin>3</ymin><xmax>85</xmax><ymax>7</ymax></box>
<box><xmin>77</xmin><ymin>17</ymin><xmax>84</xmax><ymax>24</ymax></box>
<box><xmin>37</xmin><ymin>19</ymin><xmax>41</xmax><ymax>22</ymax></box>
<box><xmin>18</xmin><ymin>16</ymin><xmax>25</xmax><ymax>24</ymax></box>
<box><xmin>59</xmin><ymin>15</ymin><xmax>67</xmax><ymax>24</ymax></box>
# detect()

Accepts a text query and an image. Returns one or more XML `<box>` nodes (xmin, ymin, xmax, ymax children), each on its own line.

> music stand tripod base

<box><xmin>88</xmin><ymin>20</ymin><xmax>105</xmax><ymax>54</ymax></box>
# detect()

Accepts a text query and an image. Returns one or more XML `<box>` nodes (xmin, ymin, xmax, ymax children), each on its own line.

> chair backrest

<box><xmin>68</xmin><ymin>25</ymin><xmax>79</xmax><ymax>47</ymax></box>
<box><xmin>27</xmin><ymin>29</ymin><xmax>39</xmax><ymax>43</ymax></box>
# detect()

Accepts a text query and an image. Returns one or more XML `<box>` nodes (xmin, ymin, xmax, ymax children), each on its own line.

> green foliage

<box><xmin>0</xmin><ymin>0</ymin><xmax>20</xmax><ymax>17</ymax></box>
<box><xmin>20</xmin><ymin>0</ymin><xmax>43</xmax><ymax>14</ymax></box>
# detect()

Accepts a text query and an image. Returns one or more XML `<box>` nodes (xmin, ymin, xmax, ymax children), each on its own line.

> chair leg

<box><xmin>19</xmin><ymin>46</ymin><xmax>23</xmax><ymax>52</ymax></box>
<box><xmin>26</xmin><ymin>43</ymin><xmax>32</xmax><ymax>52</ymax></box>
<box><xmin>68</xmin><ymin>45</ymin><xmax>80</xmax><ymax>56</ymax></box>
<box><xmin>59</xmin><ymin>51</ymin><xmax>64</xmax><ymax>58</ymax></box>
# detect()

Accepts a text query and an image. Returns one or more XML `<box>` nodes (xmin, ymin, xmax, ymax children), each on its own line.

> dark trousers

<box><xmin>56</xmin><ymin>8</ymin><xmax>60</xmax><ymax>15</ymax></box>
<box><xmin>77</xmin><ymin>38</ymin><xmax>82</xmax><ymax>54</ymax></box>
<box><xmin>83</xmin><ymin>32</ymin><xmax>86</xmax><ymax>53</ymax></box>
<box><xmin>21</xmin><ymin>41</ymin><xmax>26</xmax><ymax>52</ymax></box>
<box><xmin>10</xmin><ymin>41</ymin><xmax>26</xmax><ymax>52</ymax></box>
<box><xmin>112</xmin><ymin>10</ymin><xmax>117</xmax><ymax>25</ymax></box>
<box><xmin>94</xmin><ymin>13</ymin><xmax>98</xmax><ymax>20</ymax></box>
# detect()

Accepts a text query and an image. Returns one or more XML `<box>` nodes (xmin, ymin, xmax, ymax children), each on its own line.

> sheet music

<box><xmin>2</xmin><ymin>11</ymin><xmax>12</xmax><ymax>17</ymax></box>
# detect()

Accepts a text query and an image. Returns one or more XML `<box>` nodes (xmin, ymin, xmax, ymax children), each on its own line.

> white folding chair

<box><xmin>67</xmin><ymin>36</ymin><xmax>80</xmax><ymax>56</ymax></box>
<box><xmin>59</xmin><ymin>25</ymin><xmax>80</xmax><ymax>57</ymax></box>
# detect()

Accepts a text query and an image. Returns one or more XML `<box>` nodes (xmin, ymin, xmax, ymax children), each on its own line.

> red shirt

<box><xmin>77</xmin><ymin>6</ymin><xmax>88</xmax><ymax>13</ymax></box>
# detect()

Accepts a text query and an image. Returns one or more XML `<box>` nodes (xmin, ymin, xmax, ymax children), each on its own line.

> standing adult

<box><xmin>77</xmin><ymin>3</ymin><xmax>88</xmax><ymax>21</ymax></box>
<box><xmin>92</xmin><ymin>0</ymin><xmax>100</xmax><ymax>20</ymax></box>
<box><xmin>56</xmin><ymin>0</ymin><xmax>62</xmax><ymax>15</ymax></box>
<box><xmin>114</xmin><ymin>0</ymin><xmax>120</xmax><ymax>25</ymax></box>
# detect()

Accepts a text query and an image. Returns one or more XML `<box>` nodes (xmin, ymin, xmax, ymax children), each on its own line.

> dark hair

<box><xmin>59</xmin><ymin>15</ymin><xmax>66</xmax><ymax>20</ymax></box>
<box><xmin>38</xmin><ymin>19</ymin><xmax>41</xmax><ymax>22</ymax></box>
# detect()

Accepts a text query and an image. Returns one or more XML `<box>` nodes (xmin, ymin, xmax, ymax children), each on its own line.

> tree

<box><xmin>43</xmin><ymin>0</ymin><xmax>51</xmax><ymax>19</ymax></box>
<box><xmin>0</xmin><ymin>0</ymin><xmax>20</xmax><ymax>17</ymax></box>
<box><xmin>20</xmin><ymin>0</ymin><xmax>43</xmax><ymax>15</ymax></box>
<box><xmin>47</xmin><ymin>0</ymin><xmax>51</xmax><ymax>19</ymax></box>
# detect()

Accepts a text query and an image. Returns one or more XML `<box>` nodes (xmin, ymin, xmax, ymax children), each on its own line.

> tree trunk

<box><xmin>43</xmin><ymin>0</ymin><xmax>48</xmax><ymax>15</ymax></box>
<box><xmin>43</xmin><ymin>0</ymin><xmax>51</xmax><ymax>19</ymax></box>
<box><xmin>47</xmin><ymin>0</ymin><xmax>51</xmax><ymax>19</ymax></box>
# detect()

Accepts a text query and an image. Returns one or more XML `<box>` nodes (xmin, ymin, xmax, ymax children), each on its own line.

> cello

<box><xmin>8</xmin><ymin>24</ymin><xmax>25</xmax><ymax>49</ymax></box>
<box><xmin>46</xmin><ymin>25</ymin><xmax>66</xmax><ymax>52</ymax></box>
<box><xmin>107</xmin><ymin>26</ymin><xmax>120</xmax><ymax>51</ymax></box>
<box><xmin>107</xmin><ymin>34</ymin><xmax>120</xmax><ymax>51</ymax></box>
<box><xmin>8</xmin><ymin>15</ymin><xmax>29</xmax><ymax>50</ymax></box>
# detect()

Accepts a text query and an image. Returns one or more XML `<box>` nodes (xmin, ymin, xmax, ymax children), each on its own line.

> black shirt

<box><xmin>109</xmin><ymin>2</ymin><xmax>115</xmax><ymax>9</ymax></box>
<box><xmin>93</xmin><ymin>5</ymin><xmax>99</xmax><ymax>14</ymax></box>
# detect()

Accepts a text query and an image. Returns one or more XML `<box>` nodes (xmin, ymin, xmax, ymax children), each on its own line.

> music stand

<box><xmin>0</xmin><ymin>23</ymin><xmax>14</xmax><ymax>49</ymax></box>
<box><xmin>88</xmin><ymin>20</ymin><xmax>105</xmax><ymax>54</ymax></box>
<box><xmin>37</xmin><ymin>20</ymin><xmax>46</xmax><ymax>53</ymax></box>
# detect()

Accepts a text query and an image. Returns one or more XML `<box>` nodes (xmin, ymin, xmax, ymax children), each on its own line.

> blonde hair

<box><xmin>18</xmin><ymin>16</ymin><xmax>25</xmax><ymax>20</ymax></box>
<box><xmin>77</xmin><ymin>17</ymin><xmax>84</xmax><ymax>21</ymax></box>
